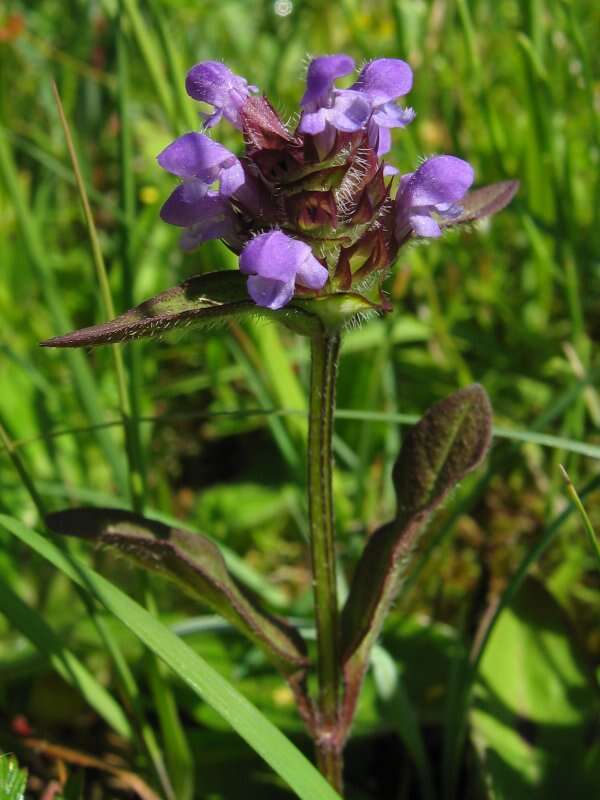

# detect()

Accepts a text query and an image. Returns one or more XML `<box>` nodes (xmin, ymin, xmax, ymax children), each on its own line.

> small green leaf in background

<box><xmin>471</xmin><ymin>577</ymin><xmax>600</xmax><ymax>799</ymax></box>
<box><xmin>45</xmin><ymin>507</ymin><xmax>309</xmax><ymax>679</ymax></box>
<box><xmin>0</xmin><ymin>755</ymin><xmax>27</xmax><ymax>800</ymax></box>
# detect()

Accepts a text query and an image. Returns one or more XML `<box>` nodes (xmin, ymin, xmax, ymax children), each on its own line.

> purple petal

<box><xmin>240</xmin><ymin>230</ymin><xmax>307</xmax><ymax>282</ymax></box>
<box><xmin>352</xmin><ymin>58</ymin><xmax>413</xmax><ymax>104</ymax></box>
<box><xmin>372</xmin><ymin>102</ymin><xmax>415</xmax><ymax>128</ymax></box>
<box><xmin>185</xmin><ymin>61</ymin><xmax>257</xmax><ymax>129</ymax></box>
<box><xmin>160</xmin><ymin>181</ymin><xmax>211</xmax><ymax>227</ymax></box>
<box><xmin>410</xmin><ymin>213</ymin><xmax>442</xmax><ymax>238</ymax></box>
<box><xmin>295</xmin><ymin>253</ymin><xmax>329</xmax><ymax>290</ymax></box>
<box><xmin>246</xmin><ymin>275</ymin><xmax>295</xmax><ymax>309</ymax></box>
<box><xmin>297</xmin><ymin>107</ymin><xmax>328</xmax><ymax>135</ymax></box>
<box><xmin>367</xmin><ymin>119</ymin><xmax>392</xmax><ymax>156</ymax></box>
<box><xmin>404</xmin><ymin>156</ymin><xmax>475</xmax><ymax>207</ymax></box>
<box><xmin>171</xmin><ymin>194</ymin><xmax>236</xmax><ymax>248</ymax></box>
<box><xmin>157</xmin><ymin>133</ymin><xmax>238</xmax><ymax>182</ymax></box>
<box><xmin>220</xmin><ymin>160</ymin><xmax>246</xmax><ymax>196</ymax></box>
<box><xmin>301</xmin><ymin>54</ymin><xmax>355</xmax><ymax>109</ymax></box>
<box><xmin>324</xmin><ymin>89</ymin><xmax>371</xmax><ymax>132</ymax></box>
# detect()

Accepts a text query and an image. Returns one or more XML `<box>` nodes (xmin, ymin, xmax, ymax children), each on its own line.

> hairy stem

<box><xmin>308</xmin><ymin>330</ymin><xmax>343</xmax><ymax>792</ymax></box>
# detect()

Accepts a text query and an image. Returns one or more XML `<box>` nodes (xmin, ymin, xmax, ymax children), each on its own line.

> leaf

<box><xmin>39</xmin><ymin>271</ymin><xmax>255</xmax><ymax>348</ymax></box>
<box><xmin>45</xmin><ymin>507</ymin><xmax>309</xmax><ymax>680</ymax></box>
<box><xmin>339</xmin><ymin>385</ymin><xmax>492</xmax><ymax>730</ymax></box>
<box><xmin>0</xmin><ymin>754</ymin><xmax>28</xmax><ymax>800</ymax></box>
<box><xmin>471</xmin><ymin>577</ymin><xmax>600</xmax><ymax>799</ymax></box>
<box><xmin>443</xmin><ymin>180</ymin><xmax>520</xmax><ymax>228</ymax></box>
<box><xmin>0</xmin><ymin>515</ymin><xmax>343</xmax><ymax>800</ymax></box>
<box><xmin>39</xmin><ymin>271</ymin><xmax>306</xmax><ymax>348</ymax></box>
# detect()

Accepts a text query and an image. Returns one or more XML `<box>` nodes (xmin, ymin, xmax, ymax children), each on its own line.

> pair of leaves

<box><xmin>45</xmin><ymin>508</ymin><xmax>308</xmax><ymax>681</ymax></box>
<box><xmin>339</xmin><ymin>385</ymin><xmax>493</xmax><ymax>732</ymax></box>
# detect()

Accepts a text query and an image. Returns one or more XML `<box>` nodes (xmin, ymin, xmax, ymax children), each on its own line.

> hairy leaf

<box><xmin>39</xmin><ymin>270</ymin><xmax>383</xmax><ymax>348</ymax></box>
<box><xmin>45</xmin><ymin>507</ymin><xmax>309</xmax><ymax>679</ymax></box>
<box><xmin>444</xmin><ymin>180</ymin><xmax>520</xmax><ymax>228</ymax></box>
<box><xmin>339</xmin><ymin>386</ymin><xmax>492</xmax><ymax>732</ymax></box>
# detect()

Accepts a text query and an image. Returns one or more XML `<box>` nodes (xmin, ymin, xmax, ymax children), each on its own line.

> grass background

<box><xmin>0</xmin><ymin>0</ymin><xmax>599</xmax><ymax>798</ymax></box>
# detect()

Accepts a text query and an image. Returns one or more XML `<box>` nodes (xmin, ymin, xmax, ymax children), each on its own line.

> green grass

<box><xmin>1</xmin><ymin>0</ymin><xmax>599</xmax><ymax>798</ymax></box>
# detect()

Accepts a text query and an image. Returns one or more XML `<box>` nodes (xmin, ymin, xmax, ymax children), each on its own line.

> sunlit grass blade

<box><xmin>0</xmin><ymin>515</ymin><xmax>343</xmax><ymax>800</ymax></box>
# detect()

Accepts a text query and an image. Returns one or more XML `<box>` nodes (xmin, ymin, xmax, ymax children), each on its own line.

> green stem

<box><xmin>307</xmin><ymin>330</ymin><xmax>343</xmax><ymax>792</ymax></box>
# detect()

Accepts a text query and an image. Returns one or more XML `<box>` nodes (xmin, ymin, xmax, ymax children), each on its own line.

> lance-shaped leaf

<box><xmin>40</xmin><ymin>271</ymin><xmax>253</xmax><ymax>348</ymax></box>
<box><xmin>45</xmin><ymin>507</ymin><xmax>309</xmax><ymax>680</ymax></box>
<box><xmin>40</xmin><ymin>271</ymin><xmax>319</xmax><ymax>348</ymax></box>
<box><xmin>339</xmin><ymin>385</ymin><xmax>492</xmax><ymax>733</ymax></box>
<box><xmin>442</xmin><ymin>180</ymin><xmax>520</xmax><ymax>228</ymax></box>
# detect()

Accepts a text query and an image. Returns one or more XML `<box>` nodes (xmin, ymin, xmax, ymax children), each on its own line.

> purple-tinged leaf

<box><xmin>40</xmin><ymin>272</ymin><xmax>256</xmax><ymax>349</ymax></box>
<box><xmin>443</xmin><ymin>180</ymin><xmax>520</xmax><ymax>228</ymax></box>
<box><xmin>45</xmin><ymin>507</ymin><xmax>309</xmax><ymax>680</ymax></box>
<box><xmin>339</xmin><ymin>385</ymin><xmax>492</xmax><ymax>736</ymax></box>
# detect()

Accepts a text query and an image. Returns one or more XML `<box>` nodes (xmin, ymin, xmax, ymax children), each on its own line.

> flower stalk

<box><xmin>307</xmin><ymin>328</ymin><xmax>343</xmax><ymax>791</ymax></box>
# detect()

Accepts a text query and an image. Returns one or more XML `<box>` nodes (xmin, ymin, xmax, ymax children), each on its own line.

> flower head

<box><xmin>156</xmin><ymin>56</ymin><xmax>516</xmax><ymax>314</ymax></box>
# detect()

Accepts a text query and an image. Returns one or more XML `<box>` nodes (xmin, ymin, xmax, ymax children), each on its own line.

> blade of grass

<box><xmin>146</xmin><ymin>0</ymin><xmax>197</xmax><ymax>131</ymax></box>
<box><xmin>6</xmin><ymin>406</ymin><xmax>600</xmax><ymax>463</ymax></box>
<box><xmin>117</xmin><ymin>4</ymin><xmax>147</xmax><ymax>504</ymax></box>
<box><xmin>119</xmin><ymin>0</ymin><xmax>177</xmax><ymax>128</ymax></box>
<box><xmin>559</xmin><ymin>465</ymin><xmax>600</xmax><ymax>571</ymax></box>
<box><xmin>0</xmin><ymin>515</ymin><xmax>344</xmax><ymax>800</ymax></box>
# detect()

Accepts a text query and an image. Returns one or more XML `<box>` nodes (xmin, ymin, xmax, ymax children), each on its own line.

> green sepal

<box><xmin>294</xmin><ymin>292</ymin><xmax>383</xmax><ymax>332</ymax></box>
<box><xmin>45</xmin><ymin>507</ymin><xmax>310</xmax><ymax>680</ymax></box>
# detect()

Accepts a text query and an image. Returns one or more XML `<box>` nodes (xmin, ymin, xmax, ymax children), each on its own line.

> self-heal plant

<box><xmin>43</xmin><ymin>54</ymin><xmax>518</xmax><ymax>795</ymax></box>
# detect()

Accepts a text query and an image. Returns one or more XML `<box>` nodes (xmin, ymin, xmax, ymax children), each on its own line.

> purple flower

<box><xmin>186</xmin><ymin>61</ymin><xmax>258</xmax><ymax>130</ymax></box>
<box><xmin>395</xmin><ymin>156</ymin><xmax>474</xmax><ymax>239</ymax></box>
<box><xmin>351</xmin><ymin>59</ymin><xmax>415</xmax><ymax>156</ymax></box>
<box><xmin>239</xmin><ymin>231</ymin><xmax>329</xmax><ymax>309</ymax></box>
<box><xmin>298</xmin><ymin>55</ymin><xmax>371</xmax><ymax>138</ymax></box>
<box><xmin>157</xmin><ymin>133</ymin><xmax>245</xmax><ymax>227</ymax></box>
